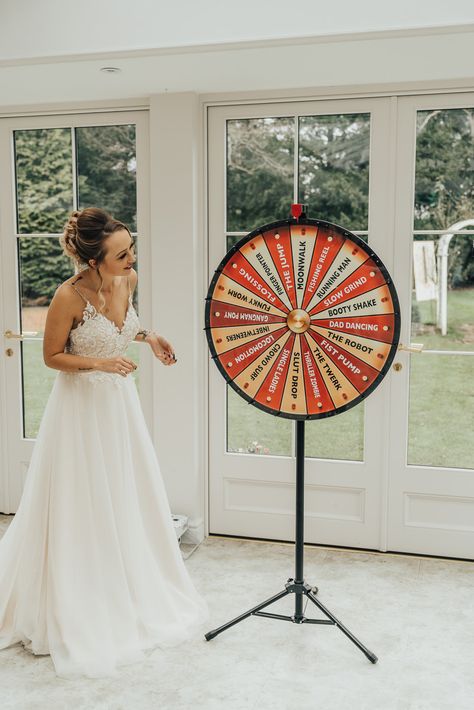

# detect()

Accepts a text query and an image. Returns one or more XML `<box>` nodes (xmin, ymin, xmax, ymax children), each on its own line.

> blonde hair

<box><xmin>60</xmin><ymin>206</ymin><xmax>132</xmax><ymax>314</ymax></box>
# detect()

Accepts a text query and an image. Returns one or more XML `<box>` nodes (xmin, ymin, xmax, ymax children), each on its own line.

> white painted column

<box><xmin>148</xmin><ymin>92</ymin><xmax>207</xmax><ymax>544</ymax></box>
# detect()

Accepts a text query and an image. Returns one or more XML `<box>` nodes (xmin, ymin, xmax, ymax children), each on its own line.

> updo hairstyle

<box><xmin>60</xmin><ymin>207</ymin><xmax>131</xmax><ymax>272</ymax></box>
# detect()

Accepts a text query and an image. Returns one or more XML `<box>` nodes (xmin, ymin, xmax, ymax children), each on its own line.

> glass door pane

<box><xmin>299</xmin><ymin>113</ymin><xmax>370</xmax><ymax>231</ymax></box>
<box><xmin>14</xmin><ymin>123</ymin><xmax>140</xmax><ymax>439</ymax></box>
<box><xmin>409</xmin><ymin>107</ymin><xmax>474</xmax><ymax>469</ymax></box>
<box><xmin>299</xmin><ymin>113</ymin><xmax>370</xmax><ymax>461</ymax></box>
<box><xmin>225</xmin><ymin>112</ymin><xmax>372</xmax><ymax>461</ymax></box>
<box><xmin>226</xmin><ymin>117</ymin><xmax>294</xmax><ymax>457</ymax></box>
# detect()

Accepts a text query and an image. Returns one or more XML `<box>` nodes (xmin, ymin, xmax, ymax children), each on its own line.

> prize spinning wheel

<box><xmin>205</xmin><ymin>205</ymin><xmax>400</xmax><ymax>420</ymax></box>
<box><xmin>204</xmin><ymin>206</ymin><xmax>397</xmax><ymax>662</ymax></box>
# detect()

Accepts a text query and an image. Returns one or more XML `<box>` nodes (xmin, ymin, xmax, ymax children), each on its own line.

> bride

<box><xmin>0</xmin><ymin>207</ymin><xmax>210</xmax><ymax>679</ymax></box>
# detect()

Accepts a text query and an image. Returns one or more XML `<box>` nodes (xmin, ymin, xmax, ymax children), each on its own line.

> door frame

<box><xmin>0</xmin><ymin>109</ymin><xmax>151</xmax><ymax>513</ymax></box>
<box><xmin>206</xmin><ymin>89</ymin><xmax>474</xmax><ymax>559</ymax></box>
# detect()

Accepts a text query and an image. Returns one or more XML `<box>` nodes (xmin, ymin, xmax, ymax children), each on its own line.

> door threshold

<box><xmin>208</xmin><ymin>533</ymin><xmax>474</xmax><ymax>564</ymax></box>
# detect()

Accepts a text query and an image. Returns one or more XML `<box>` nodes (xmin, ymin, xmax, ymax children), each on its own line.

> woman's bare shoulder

<box><xmin>52</xmin><ymin>275</ymin><xmax>87</xmax><ymax>308</ymax></box>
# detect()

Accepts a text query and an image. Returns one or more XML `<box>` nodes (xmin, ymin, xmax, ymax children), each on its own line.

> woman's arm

<box><xmin>129</xmin><ymin>268</ymin><xmax>176</xmax><ymax>364</ymax></box>
<box><xmin>43</xmin><ymin>285</ymin><xmax>105</xmax><ymax>372</ymax></box>
<box><xmin>133</xmin><ymin>328</ymin><xmax>153</xmax><ymax>343</ymax></box>
<box><xmin>129</xmin><ymin>269</ymin><xmax>155</xmax><ymax>343</ymax></box>
<box><xmin>43</xmin><ymin>285</ymin><xmax>136</xmax><ymax>376</ymax></box>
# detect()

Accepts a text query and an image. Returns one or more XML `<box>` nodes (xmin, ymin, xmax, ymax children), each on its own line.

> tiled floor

<box><xmin>0</xmin><ymin>515</ymin><xmax>473</xmax><ymax>710</ymax></box>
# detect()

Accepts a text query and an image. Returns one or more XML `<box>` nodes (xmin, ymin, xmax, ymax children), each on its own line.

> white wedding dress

<box><xmin>0</xmin><ymin>282</ymin><xmax>210</xmax><ymax>679</ymax></box>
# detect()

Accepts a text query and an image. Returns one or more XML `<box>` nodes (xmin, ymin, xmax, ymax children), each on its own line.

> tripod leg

<box><xmin>205</xmin><ymin>586</ymin><xmax>291</xmax><ymax>641</ymax></box>
<box><xmin>305</xmin><ymin>589</ymin><xmax>378</xmax><ymax>663</ymax></box>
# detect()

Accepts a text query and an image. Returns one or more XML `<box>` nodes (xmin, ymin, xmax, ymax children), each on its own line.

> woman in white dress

<box><xmin>0</xmin><ymin>207</ymin><xmax>210</xmax><ymax>678</ymax></box>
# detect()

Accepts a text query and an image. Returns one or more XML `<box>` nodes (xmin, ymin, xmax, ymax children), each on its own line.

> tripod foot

<box><xmin>305</xmin><ymin>588</ymin><xmax>377</xmax><ymax>663</ymax></box>
<box><xmin>205</xmin><ymin>585</ymin><xmax>291</xmax><ymax>641</ymax></box>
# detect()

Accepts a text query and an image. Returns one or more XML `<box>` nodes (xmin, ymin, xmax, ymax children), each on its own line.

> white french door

<box><xmin>208</xmin><ymin>97</ymin><xmax>397</xmax><ymax>551</ymax></box>
<box><xmin>0</xmin><ymin>110</ymin><xmax>151</xmax><ymax>513</ymax></box>
<box><xmin>207</xmin><ymin>93</ymin><xmax>474</xmax><ymax>559</ymax></box>
<box><xmin>388</xmin><ymin>92</ymin><xmax>474</xmax><ymax>558</ymax></box>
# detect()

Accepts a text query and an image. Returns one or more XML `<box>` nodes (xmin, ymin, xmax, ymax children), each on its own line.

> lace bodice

<box><xmin>62</xmin><ymin>284</ymin><xmax>141</xmax><ymax>388</ymax></box>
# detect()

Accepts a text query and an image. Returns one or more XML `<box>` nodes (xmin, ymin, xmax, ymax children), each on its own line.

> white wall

<box><xmin>149</xmin><ymin>92</ymin><xmax>207</xmax><ymax>544</ymax></box>
<box><xmin>1</xmin><ymin>0</ymin><xmax>474</xmax><ymax>60</ymax></box>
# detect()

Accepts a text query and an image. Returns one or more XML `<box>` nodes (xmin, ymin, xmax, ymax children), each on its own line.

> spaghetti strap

<box><xmin>70</xmin><ymin>282</ymin><xmax>88</xmax><ymax>305</ymax></box>
<box><xmin>128</xmin><ymin>275</ymin><xmax>132</xmax><ymax>299</ymax></box>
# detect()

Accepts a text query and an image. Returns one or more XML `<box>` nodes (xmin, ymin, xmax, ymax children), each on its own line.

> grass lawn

<box><xmin>227</xmin><ymin>387</ymin><xmax>364</xmax><ymax>461</ymax></box>
<box><xmin>408</xmin><ymin>353</ymin><xmax>473</xmax><ymax>469</ymax></box>
<box><xmin>413</xmin><ymin>287</ymin><xmax>473</xmax><ymax>351</ymax></box>
<box><xmin>408</xmin><ymin>288</ymin><xmax>473</xmax><ymax>469</ymax></box>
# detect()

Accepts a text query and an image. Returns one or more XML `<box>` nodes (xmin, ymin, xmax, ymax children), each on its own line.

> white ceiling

<box><xmin>2</xmin><ymin>0</ymin><xmax>474</xmax><ymax>60</ymax></box>
<box><xmin>1</xmin><ymin>1</ymin><xmax>474</xmax><ymax>108</ymax></box>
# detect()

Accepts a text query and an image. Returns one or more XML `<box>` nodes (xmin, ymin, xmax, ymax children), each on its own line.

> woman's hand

<box><xmin>97</xmin><ymin>356</ymin><xmax>138</xmax><ymax>377</ymax></box>
<box><xmin>145</xmin><ymin>333</ymin><xmax>177</xmax><ymax>366</ymax></box>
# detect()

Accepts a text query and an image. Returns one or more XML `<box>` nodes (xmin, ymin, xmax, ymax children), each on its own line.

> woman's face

<box><xmin>90</xmin><ymin>228</ymin><xmax>136</xmax><ymax>276</ymax></box>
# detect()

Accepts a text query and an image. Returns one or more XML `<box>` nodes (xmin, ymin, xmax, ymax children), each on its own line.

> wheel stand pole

<box><xmin>204</xmin><ymin>420</ymin><xmax>378</xmax><ymax>664</ymax></box>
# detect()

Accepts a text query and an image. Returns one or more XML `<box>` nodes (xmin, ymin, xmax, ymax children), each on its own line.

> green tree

<box><xmin>227</xmin><ymin>118</ymin><xmax>294</xmax><ymax>238</ymax></box>
<box><xmin>299</xmin><ymin>113</ymin><xmax>370</xmax><ymax>231</ymax></box>
<box><xmin>226</xmin><ymin>109</ymin><xmax>473</xmax><ymax>286</ymax></box>
<box><xmin>415</xmin><ymin>109</ymin><xmax>474</xmax><ymax>287</ymax></box>
<box><xmin>15</xmin><ymin>124</ymin><xmax>137</xmax><ymax>302</ymax></box>
<box><xmin>226</xmin><ymin>114</ymin><xmax>370</xmax><ymax>246</ymax></box>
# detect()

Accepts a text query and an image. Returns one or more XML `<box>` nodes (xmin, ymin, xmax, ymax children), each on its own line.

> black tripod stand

<box><xmin>204</xmin><ymin>420</ymin><xmax>378</xmax><ymax>664</ymax></box>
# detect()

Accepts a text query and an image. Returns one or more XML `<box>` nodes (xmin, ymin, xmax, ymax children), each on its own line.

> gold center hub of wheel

<box><xmin>286</xmin><ymin>309</ymin><xmax>310</xmax><ymax>333</ymax></box>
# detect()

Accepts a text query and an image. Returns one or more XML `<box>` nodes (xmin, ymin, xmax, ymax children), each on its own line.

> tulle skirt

<box><xmin>0</xmin><ymin>370</ymin><xmax>210</xmax><ymax>679</ymax></box>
